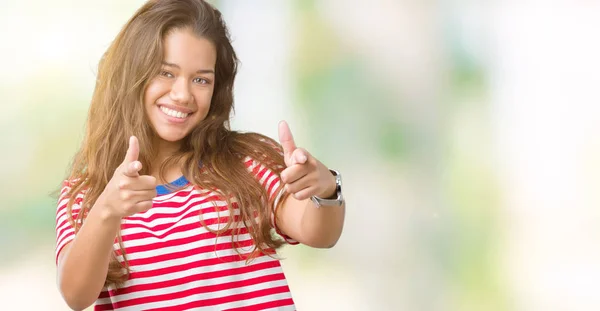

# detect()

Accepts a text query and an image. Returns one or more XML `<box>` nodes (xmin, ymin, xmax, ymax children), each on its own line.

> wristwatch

<box><xmin>310</xmin><ymin>169</ymin><xmax>344</xmax><ymax>207</ymax></box>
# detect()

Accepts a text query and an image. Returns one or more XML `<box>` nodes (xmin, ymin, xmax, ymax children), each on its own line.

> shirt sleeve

<box><xmin>244</xmin><ymin>156</ymin><xmax>299</xmax><ymax>245</ymax></box>
<box><xmin>55</xmin><ymin>180</ymin><xmax>85</xmax><ymax>264</ymax></box>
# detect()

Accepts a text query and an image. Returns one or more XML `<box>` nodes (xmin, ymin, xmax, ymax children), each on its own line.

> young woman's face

<box><xmin>144</xmin><ymin>28</ymin><xmax>217</xmax><ymax>146</ymax></box>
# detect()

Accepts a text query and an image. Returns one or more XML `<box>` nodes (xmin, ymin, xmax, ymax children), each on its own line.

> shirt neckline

<box><xmin>156</xmin><ymin>175</ymin><xmax>189</xmax><ymax>195</ymax></box>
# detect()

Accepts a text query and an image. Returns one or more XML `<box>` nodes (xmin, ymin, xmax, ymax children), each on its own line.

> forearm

<box><xmin>299</xmin><ymin>200</ymin><xmax>345</xmax><ymax>248</ymax></box>
<box><xmin>58</xmin><ymin>203</ymin><xmax>121</xmax><ymax>310</ymax></box>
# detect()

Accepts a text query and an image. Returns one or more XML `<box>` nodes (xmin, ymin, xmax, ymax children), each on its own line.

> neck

<box><xmin>151</xmin><ymin>138</ymin><xmax>183</xmax><ymax>183</ymax></box>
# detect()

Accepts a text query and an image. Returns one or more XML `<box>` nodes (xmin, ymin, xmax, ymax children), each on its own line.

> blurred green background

<box><xmin>1</xmin><ymin>1</ymin><xmax>600</xmax><ymax>310</ymax></box>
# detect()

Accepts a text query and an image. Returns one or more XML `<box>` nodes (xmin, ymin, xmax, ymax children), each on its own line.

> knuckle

<box><xmin>120</xmin><ymin>191</ymin><xmax>131</xmax><ymax>201</ymax></box>
<box><xmin>285</xmin><ymin>184</ymin><xmax>294</xmax><ymax>194</ymax></box>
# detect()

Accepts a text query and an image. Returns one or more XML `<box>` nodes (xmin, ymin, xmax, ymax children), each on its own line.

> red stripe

<box><xmin>98</xmin><ymin>274</ymin><xmax>287</xmax><ymax>309</ymax></box>
<box><xmin>55</xmin><ymin>232</ymin><xmax>75</xmax><ymax>264</ymax></box>
<box><xmin>150</xmin><ymin>192</ymin><xmax>221</xmax><ymax>209</ymax></box>
<box><xmin>60</xmin><ymin>156</ymin><xmax>294</xmax><ymax>310</ymax></box>
<box><xmin>124</xmin><ymin>194</ymin><xmax>224</xmax><ymax>222</ymax></box>
<box><xmin>144</xmin><ymin>285</ymin><xmax>291</xmax><ymax>311</ymax></box>
<box><xmin>122</xmin><ymin>217</ymin><xmax>248</xmax><ymax>245</ymax></box>
<box><xmin>223</xmin><ymin>298</ymin><xmax>295</xmax><ymax>311</ymax></box>
<box><xmin>56</xmin><ymin>215</ymin><xmax>80</xmax><ymax>240</ymax></box>
<box><xmin>121</xmin><ymin>204</ymin><xmax>236</xmax><ymax>230</ymax></box>
<box><xmin>121</xmin><ymin>212</ymin><xmax>235</xmax><ymax>239</ymax></box>
<box><xmin>125</xmin><ymin>238</ymin><xmax>256</xmax><ymax>268</ymax></box>
<box><xmin>265</xmin><ymin>175</ymin><xmax>279</xmax><ymax>199</ymax></box>
<box><xmin>249</xmin><ymin>162</ymin><xmax>280</xmax><ymax>199</ymax></box>
<box><xmin>120</xmin><ymin>226</ymin><xmax>249</xmax><ymax>256</ymax></box>
<box><xmin>128</xmin><ymin>251</ymin><xmax>275</xmax><ymax>280</ymax></box>
<box><xmin>102</xmin><ymin>260</ymin><xmax>281</xmax><ymax>297</ymax></box>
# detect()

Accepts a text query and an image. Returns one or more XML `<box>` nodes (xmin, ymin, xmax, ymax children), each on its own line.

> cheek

<box><xmin>195</xmin><ymin>90</ymin><xmax>214</xmax><ymax>112</ymax></box>
<box><xmin>144</xmin><ymin>81</ymin><xmax>167</xmax><ymax>106</ymax></box>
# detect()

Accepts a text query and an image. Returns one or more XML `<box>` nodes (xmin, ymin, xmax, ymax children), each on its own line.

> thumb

<box><xmin>278</xmin><ymin>120</ymin><xmax>296</xmax><ymax>166</ymax></box>
<box><xmin>122</xmin><ymin>136</ymin><xmax>141</xmax><ymax>177</ymax></box>
<box><xmin>124</xmin><ymin>136</ymin><xmax>139</xmax><ymax>164</ymax></box>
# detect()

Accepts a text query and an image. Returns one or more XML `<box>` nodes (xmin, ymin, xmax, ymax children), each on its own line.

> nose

<box><xmin>169</xmin><ymin>78</ymin><xmax>192</xmax><ymax>104</ymax></box>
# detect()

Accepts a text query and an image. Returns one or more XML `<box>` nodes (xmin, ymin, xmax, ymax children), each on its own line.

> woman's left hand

<box><xmin>277</xmin><ymin>121</ymin><xmax>336</xmax><ymax>201</ymax></box>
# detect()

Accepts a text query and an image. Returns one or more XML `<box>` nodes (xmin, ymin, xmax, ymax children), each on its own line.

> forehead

<box><xmin>162</xmin><ymin>28</ymin><xmax>216</xmax><ymax>69</ymax></box>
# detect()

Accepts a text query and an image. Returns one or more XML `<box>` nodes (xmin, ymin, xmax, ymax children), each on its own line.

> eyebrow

<box><xmin>162</xmin><ymin>61</ymin><xmax>215</xmax><ymax>74</ymax></box>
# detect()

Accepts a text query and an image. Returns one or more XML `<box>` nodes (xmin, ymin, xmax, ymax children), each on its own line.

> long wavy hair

<box><xmin>64</xmin><ymin>0</ymin><xmax>289</xmax><ymax>288</ymax></box>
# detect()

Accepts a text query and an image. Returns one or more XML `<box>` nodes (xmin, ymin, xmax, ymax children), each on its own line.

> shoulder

<box><xmin>233</xmin><ymin>131</ymin><xmax>282</xmax><ymax>149</ymax></box>
<box><xmin>57</xmin><ymin>177</ymin><xmax>88</xmax><ymax>202</ymax></box>
<box><xmin>234</xmin><ymin>132</ymin><xmax>282</xmax><ymax>163</ymax></box>
<box><xmin>226</xmin><ymin>131</ymin><xmax>284</xmax><ymax>163</ymax></box>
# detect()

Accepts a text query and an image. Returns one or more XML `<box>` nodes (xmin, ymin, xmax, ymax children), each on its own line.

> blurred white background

<box><xmin>1</xmin><ymin>1</ymin><xmax>599</xmax><ymax>310</ymax></box>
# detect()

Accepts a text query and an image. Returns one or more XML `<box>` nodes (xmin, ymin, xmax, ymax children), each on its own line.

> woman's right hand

<box><xmin>96</xmin><ymin>136</ymin><xmax>157</xmax><ymax>219</ymax></box>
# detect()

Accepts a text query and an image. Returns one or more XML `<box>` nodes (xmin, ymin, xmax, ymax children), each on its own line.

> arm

<box><xmin>276</xmin><ymin>190</ymin><xmax>345</xmax><ymax>248</ymax></box>
<box><xmin>56</xmin><ymin>136</ymin><xmax>157</xmax><ymax>310</ymax></box>
<box><xmin>57</xmin><ymin>206</ymin><xmax>121</xmax><ymax>311</ymax></box>
<box><xmin>273</xmin><ymin>121</ymin><xmax>345</xmax><ymax>248</ymax></box>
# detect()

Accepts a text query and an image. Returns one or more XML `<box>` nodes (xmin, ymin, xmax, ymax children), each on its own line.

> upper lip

<box><xmin>158</xmin><ymin>103</ymin><xmax>195</xmax><ymax>114</ymax></box>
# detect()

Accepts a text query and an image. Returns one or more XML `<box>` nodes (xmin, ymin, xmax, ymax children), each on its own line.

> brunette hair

<box><xmin>64</xmin><ymin>0</ymin><xmax>288</xmax><ymax>287</ymax></box>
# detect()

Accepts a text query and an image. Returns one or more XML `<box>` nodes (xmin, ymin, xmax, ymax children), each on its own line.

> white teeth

<box><xmin>159</xmin><ymin>106</ymin><xmax>189</xmax><ymax>119</ymax></box>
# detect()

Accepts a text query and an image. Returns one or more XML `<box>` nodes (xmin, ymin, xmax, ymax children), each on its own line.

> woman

<box><xmin>55</xmin><ymin>0</ymin><xmax>345</xmax><ymax>310</ymax></box>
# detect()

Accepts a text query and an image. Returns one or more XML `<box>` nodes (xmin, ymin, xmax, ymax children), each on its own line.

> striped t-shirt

<box><xmin>55</xmin><ymin>157</ymin><xmax>298</xmax><ymax>310</ymax></box>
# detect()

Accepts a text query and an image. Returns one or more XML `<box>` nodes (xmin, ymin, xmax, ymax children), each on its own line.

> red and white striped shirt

<box><xmin>55</xmin><ymin>157</ymin><xmax>297</xmax><ymax>310</ymax></box>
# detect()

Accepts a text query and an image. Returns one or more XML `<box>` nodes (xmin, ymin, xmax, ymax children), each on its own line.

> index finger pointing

<box><xmin>123</xmin><ymin>136</ymin><xmax>140</xmax><ymax>164</ymax></box>
<box><xmin>278</xmin><ymin>120</ymin><xmax>297</xmax><ymax>164</ymax></box>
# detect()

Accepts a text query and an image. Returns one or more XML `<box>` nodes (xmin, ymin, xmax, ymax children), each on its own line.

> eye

<box><xmin>193</xmin><ymin>77</ymin><xmax>210</xmax><ymax>84</ymax></box>
<box><xmin>160</xmin><ymin>71</ymin><xmax>174</xmax><ymax>78</ymax></box>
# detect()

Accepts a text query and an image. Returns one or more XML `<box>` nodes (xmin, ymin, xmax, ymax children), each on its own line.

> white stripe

<box><xmin>56</xmin><ymin>225</ymin><xmax>75</xmax><ymax>247</ymax></box>
<box><xmin>263</xmin><ymin>305</ymin><xmax>296</xmax><ymax>311</ymax></box>
<box><xmin>121</xmin><ymin>247</ymin><xmax>261</xmax><ymax>274</ymax></box>
<box><xmin>152</xmin><ymin>187</ymin><xmax>210</xmax><ymax>205</ymax></box>
<box><xmin>55</xmin><ymin>213</ymin><xmax>82</xmax><ymax>236</ymax></box>
<box><xmin>126</xmin><ymin>253</ymin><xmax>278</xmax><ymax>287</ymax></box>
<box><xmin>132</xmin><ymin>198</ymin><xmax>230</xmax><ymax>222</ymax></box>
<box><xmin>55</xmin><ymin>196</ymin><xmax>83</xmax><ymax>220</ymax></box>
<box><xmin>119</xmin><ymin>216</ymin><xmax>245</xmax><ymax>248</ymax></box>
<box><xmin>117</xmin><ymin>232</ymin><xmax>253</xmax><ymax>262</ymax></box>
<box><xmin>98</xmin><ymin>264</ymin><xmax>284</xmax><ymax>304</ymax></box>
<box><xmin>244</xmin><ymin>156</ymin><xmax>257</xmax><ymax>169</ymax></box>
<box><xmin>145</xmin><ymin>200</ymin><xmax>234</xmax><ymax>220</ymax></box>
<box><xmin>122</xmin><ymin>203</ymin><xmax>234</xmax><ymax>229</ymax></box>
<box><xmin>264</xmin><ymin>173</ymin><xmax>279</xmax><ymax>195</ymax></box>
<box><xmin>257</xmin><ymin>165</ymin><xmax>271</xmax><ymax>184</ymax></box>
<box><xmin>269</xmin><ymin>179</ymin><xmax>281</xmax><ymax>199</ymax></box>
<box><xmin>110</xmin><ymin>279</ymin><xmax>290</xmax><ymax>311</ymax></box>
<box><xmin>216</xmin><ymin>292</ymin><xmax>295</xmax><ymax>311</ymax></box>
<box><xmin>55</xmin><ymin>231</ymin><xmax>75</xmax><ymax>257</ymax></box>
<box><xmin>153</xmin><ymin>185</ymin><xmax>199</xmax><ymax>202</ymax></box>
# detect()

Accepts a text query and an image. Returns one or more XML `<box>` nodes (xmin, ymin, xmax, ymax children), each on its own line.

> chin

<box><xmin>155</xmin><ymin>129</ymin><xmax>192</xmax><ymax>143</ymax></box>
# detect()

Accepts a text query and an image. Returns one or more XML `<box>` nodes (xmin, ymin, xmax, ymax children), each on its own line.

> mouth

<box><xmin>158</xmin><ymin>105</ymin><xmax>194</xmax><ymax>121</ymax></box>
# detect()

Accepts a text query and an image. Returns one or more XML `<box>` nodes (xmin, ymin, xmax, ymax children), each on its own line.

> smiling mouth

<box><xmin>159</xmin><ymin>105</ymin><xmax>191</xmax><ymax>119</ymax></box>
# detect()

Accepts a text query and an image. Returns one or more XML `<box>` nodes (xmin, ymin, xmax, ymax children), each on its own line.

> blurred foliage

<box><xmin>0</xmin><ymin>1</ymin><xmax>511</xmax><ymax>310</ymax></box>
<box><xmin>293</xmin><ymin>1</ymin><xmax>408</xmax><ymax>166</ymax></box>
